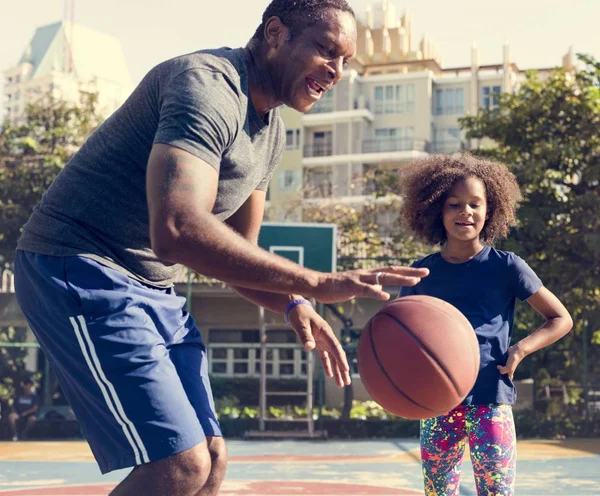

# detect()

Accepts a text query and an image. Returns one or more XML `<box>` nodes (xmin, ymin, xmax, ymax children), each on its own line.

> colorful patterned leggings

<box><xmin>420</xmin><ymin>404</ymin><xmax>516</xmax><ymax>496</ymax></box>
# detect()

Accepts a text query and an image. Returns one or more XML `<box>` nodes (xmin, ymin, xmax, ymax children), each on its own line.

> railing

<box><xmin>362</xmin><ymin>138</ymin><xmax>428</xmax><ymax>154</ymax></box>
<box><xmin>303</xmin><ymin>143</ymin><xmax>333</xmax><ymax>157</ymax></box>
<box><xmin>207</xmin><ymin>343</ymin><xmax>308</xmax><ymax>379</ymax></box>
<box><xmin>303</xmin><ymin>182</ymin><xmax>333</xmax><ymax>199</ymax></box>
<box><xmin>431</xmin><ymin>140</ymin><xmax>467</xmax><ymax>154</ymax></box>
<box><xmin>308</xmin><ymin>99</ymin><xmax>335</xmax><ymax>114</ymax></box>
<box><xmin>373</xmin><ymin>101</ymin><xmax>415</xmax><ymax>114</ymax></box>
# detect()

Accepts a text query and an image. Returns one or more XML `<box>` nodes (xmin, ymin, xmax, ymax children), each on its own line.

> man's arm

<box><xmin>148</xmin><ymin>144</ymin><xmax>321</xmax><ymax>294</ymax></box>
<box><xmin>224</xmin><ymin>190</ymin><xmax>351</xmax><ymax>386</ymax></box>
<box><xmin>224</xmin><ymin>189</ymin><xmax>304</xmax><ymax>313</ymax></box>
<box><xmin>147</xmin><ymin>144</ymin><xmax>428</xmax><ymax>303</ymax></box>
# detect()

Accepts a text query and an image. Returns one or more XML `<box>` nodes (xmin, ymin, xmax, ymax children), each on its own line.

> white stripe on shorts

<box><xmin>70</xmin><ymin>315</ymin><xmax>150</xmax><ymax>465</ymax></box>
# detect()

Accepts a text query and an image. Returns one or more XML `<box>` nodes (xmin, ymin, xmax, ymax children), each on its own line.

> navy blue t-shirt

<box><xmin>399</xmin><ymin>246</ymin><xmax>542</xmax><ymax>405</ymax></box>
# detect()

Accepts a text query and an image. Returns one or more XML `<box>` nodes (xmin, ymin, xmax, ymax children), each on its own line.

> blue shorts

<box><xmin>14</xmin><ymin>251</ymin><xmax>221</xmax><ymax>474</ymax></box>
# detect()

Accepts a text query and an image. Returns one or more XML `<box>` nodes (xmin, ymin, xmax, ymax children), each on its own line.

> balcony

<box><xmin>308</xmin><ymin>99</ymin><xmax>335</xmax><ymax>114</ymax></box>
<box><xmin>362</xmin><ymin>138</ymin><xmax>428</xmax><ymax>154</ymax></box>
<box><xmin>431</xmin><ymin>140</ymin><xmax>467</xmax><ymax>154</ymax></box>
<box><xmin>303</xmin><ymin>142</ymin><xmax>333</xmax><ymax>158</ymax></box>
<box><xmin>304</xmin><ymin>182</ymin><xmax>333</xmax><ymax>199</ymax></box>
<box><xmin>303</xmin><ymin>138</ymin><xmax>430</xmax><ymax>167</ymax></box>
<box><xmin>302</xmin><ymin>97</ymin><xmax>374</xmax><ymax>127</ymax></box>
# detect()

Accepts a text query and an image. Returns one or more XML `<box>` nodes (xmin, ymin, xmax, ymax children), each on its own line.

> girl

<box><xmin>398</xmin><ymin>154</ymin><xmax>573</xmax><ymax>496</ymax></box>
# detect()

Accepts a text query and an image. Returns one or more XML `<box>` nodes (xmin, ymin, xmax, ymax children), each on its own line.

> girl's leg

<box><xmin>466</xmin><ymin>404</ymin><xmax>517</xmax><ymax>496</ymax></box>
<box><xmin>421</xmin><ymin>407</ymin><xmax>468</xmax><ymax>496</ymax></box>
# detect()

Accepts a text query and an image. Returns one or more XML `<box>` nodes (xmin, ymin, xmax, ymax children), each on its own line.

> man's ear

<box><xmin>263</xmin><ymin>16</ymin><xmax>289</xmax><ymax>49</ymax></box>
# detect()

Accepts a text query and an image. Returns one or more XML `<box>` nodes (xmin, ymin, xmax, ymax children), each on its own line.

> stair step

<box><xmin>266</xmin><ymin>391</ymin><xmax>308</xmax><ymax>396</ymax></box>
<box><xmin>263</xmin><ymin>418</ymin><xmax>312</xmax><ymax>423</ymax></box>
<box><xmin>244</xmin><ymin>430</ymin><xmax>327</xmax><ymax>440</ymax></box>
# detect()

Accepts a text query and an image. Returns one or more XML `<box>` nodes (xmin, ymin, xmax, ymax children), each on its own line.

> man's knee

<box><xmin>207</xmin><ymin>437</ymin><xmax>227</xmax><ymax>472</ymax></box>
<box><xmin>7</xmin><ymin>413</ymin><xmax>18</xmax><ymax>423</ymax></box>
<box><xmin>138</xmin><ymin>444</ymin><xmax>213</xmax><ymax>490</ymax></box>
<box><xmin>171</xmin><ymin>445</ymin><xmax>212</xmax><ymax>485</ymax></box>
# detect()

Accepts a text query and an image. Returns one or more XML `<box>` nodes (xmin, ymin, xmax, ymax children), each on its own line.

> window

<box><xmin>306</xmin><ymin>131</ymin><xmax>332</xmax><ymax>157</ymax></box>
<box><xmin>14</xmin><ymin>91</ymin><xmax>20</xmax><ymax>101</ymax></box>
<box><xmin>367</xmin><ymin>127</ymin><xmax>415</xmax><ymax>153</ymax></box>
<box><xmin>481</xmin><ymin>85</ymin><xmax>501</xmax><ymax>110</ymax></box>
<box><xmin>433</xmin><ymin>128</ymin><xmax>462</xmax><ymax>153</ymax></box>
<box><xmin>375</xmin><ymin>128</ymin><xmax>396</xmax><ymax>139</ymax></box>
<box><xmin>309</xmin><ymin>89</ymin><xmax>335</xmax><ymax>113</ymax></box>
<box><xmin>304</xmin><ymin>167</ymin><xmax>333</xmax><ymax>198</ymax></box>
<box><xmin>435</xmin><ymin>88</ymin><xmax>464</xmax><ymax>115</ymax></box>
<box><xmin>15</xmin><ymin>75</ymin><xmax>21</xmax><ymax>84</ymax></box>
<box><xmin>277</xmin><ymin>170</ymin><xmax>300</xmax><ymax>192</ymax></box>
<box><xmin>285</xmin><ymin>129</ymin><xmax>301</xmax><ymax>150</ymax></box>
<box><xmin>406</xmin><ymin>84</ymin><xmax>415</xmax><ymax>112</ymax></box>
<box><xmin>374</xmin><ymin>84</ymin><xmax>415</xmax><ymax>114</ymax></box>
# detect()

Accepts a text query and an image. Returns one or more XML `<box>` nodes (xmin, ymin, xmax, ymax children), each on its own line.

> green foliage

<box><xmin>0</xmin><ymin>327</ymin><xmax>39</xmax><ymax>405</ymax></box>
<box><xmin>0</xmin><ymin>92</ymin><xmax>103</xmax><ymax>264</ymax></box>
<box><xmin>302</xmin><ymin>186</ymin><xmax>432</xmax><ymax>270</ymax></box>
<box><xmin>0</xmin><ymin>92</ymin><xmax>103</xmax><ymax>403</ymax></box>
<box><xmin>460</xmin><ymin>54</ymin><xmax>600</xmax><ymax>388</ymax></box>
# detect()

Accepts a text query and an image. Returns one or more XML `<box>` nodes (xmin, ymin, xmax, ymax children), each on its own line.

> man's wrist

<box><xmin>302</xmin><ymin>269</ymin><xmax>326</xmax><ymax>297</ymax></box>
<box><xmin>284</xmin><ymin>298</ymin><xmax>313</xmax><ymax>324</ymax></box>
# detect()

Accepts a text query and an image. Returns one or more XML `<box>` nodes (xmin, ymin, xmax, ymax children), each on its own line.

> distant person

<box><xmin>13</xmin><ymin>0</ymin><xmax>428</xmax><ymax>494</ymax></box>
<box><xmin>8</xmin><ymin>379</ymin><xmax>38</xmax><ymax>441</ymax></box>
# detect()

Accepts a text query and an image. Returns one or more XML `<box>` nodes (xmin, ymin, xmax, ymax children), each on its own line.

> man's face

<box><xmin>268</xmin><ymin>10</ymin><xmax>357</xmax><ymax>112</ymax></box>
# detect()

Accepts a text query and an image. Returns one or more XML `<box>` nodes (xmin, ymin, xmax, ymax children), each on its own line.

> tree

<box><xmin>460</xmin><ymin>55</ymin><xmax>600</xmax><ymax>401</ymax></box>
<box><xmin>0</xmin><ymin>92</ymin><xmax>103</xmax><ymax>264</ymax></box>
<box><xmin>0</xmin><ymin>92</ymin><xmax>103</xmax><ymax>404</ymax></box>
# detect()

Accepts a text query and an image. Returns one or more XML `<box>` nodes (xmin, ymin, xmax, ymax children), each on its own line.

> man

<box><xmin>14</xmin><ymin>0</ymin><xmax>428</xmax><ymax>494</ymax></box>
<box><xmin>8</xmin><ymin>379</ymin><xmax>38</xmax><ymax>441</ymax></box>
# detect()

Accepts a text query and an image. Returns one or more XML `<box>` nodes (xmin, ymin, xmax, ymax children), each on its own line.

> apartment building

<box><xmin>267</xmin><ymin>0</ymin><xmax>573</xmax><ymax>223</ymax></box>
<box><xmin>3</xmin><ymin>20</ymin><xmax>132</xmax><ymax>124</ymax></box>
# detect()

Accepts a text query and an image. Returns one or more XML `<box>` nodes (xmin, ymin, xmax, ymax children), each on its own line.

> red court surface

<box><xmin>0</xmin><ymin>481</ymin><xmax>421</xmax><ymax>495</ymax></box>
<box><xmin>0</xmin><ymin>439</ymin><xmax>599</xmax><ymax>495</ymax></box>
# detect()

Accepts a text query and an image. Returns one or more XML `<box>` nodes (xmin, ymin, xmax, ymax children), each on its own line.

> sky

<box><xmin>1</xmin><ymin>0</ymin><xmax>599</xmax><ymax>90</ymax></box>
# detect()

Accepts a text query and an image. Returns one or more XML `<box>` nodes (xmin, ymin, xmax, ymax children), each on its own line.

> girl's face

<box><xmin>442</xmin><ymin>177</ymin><xmax>488</xmax><ymax>243</ymax></box>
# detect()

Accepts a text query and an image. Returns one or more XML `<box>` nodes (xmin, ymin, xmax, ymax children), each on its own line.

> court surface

<box><xmin>0</xmin><ymin>438</ymin><xmax>599</xmax><ymax>495</ymax></box>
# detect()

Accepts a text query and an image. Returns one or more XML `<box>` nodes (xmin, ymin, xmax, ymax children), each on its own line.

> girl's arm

<box><xmin>498</xmin><ymin>286</ymin><xmax>573</xmax><ymax>379</ymax></box>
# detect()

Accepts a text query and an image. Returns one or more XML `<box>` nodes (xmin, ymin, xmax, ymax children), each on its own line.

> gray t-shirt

<box><xmin>18</xmin><ymin>47</ymin><xmax>285</xmax><ymax>287</ymax></box>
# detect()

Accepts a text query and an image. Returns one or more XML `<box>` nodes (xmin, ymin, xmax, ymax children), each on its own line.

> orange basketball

<box><xmin>357</xmin><ymin>295</ymin><xmax>480</xmax><ymax>419</ymax></box>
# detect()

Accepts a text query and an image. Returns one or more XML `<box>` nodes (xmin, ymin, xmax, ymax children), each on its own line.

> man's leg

<box><xmin>168</xmin><ymin>324</ymin><xmax>227</xmax><ymax>495</ymax></box>
<box><xmin>14</xmin><ymin>252</ymin><xmax>213</xmax><ymax>491</ymax></box>
<box><xmin>420</xmin><ymin>407</ymin><xmax>468</xmax><ymax>496</ymax></box>
<box><xmin>110</xmin><ymin>443</ymin><xmax>211</xmax><ymax>496</ymax></box>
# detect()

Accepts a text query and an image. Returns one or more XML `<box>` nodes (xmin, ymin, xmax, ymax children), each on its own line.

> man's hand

<box><xmin>287</xmin><ymin>303</ymin><xmax>351</xmax><ymax>387</ymax></box>
<box><xmin>497</xmin><ymin>345</ymin><xmax>526</xmax><ymax>380</ymax></box>
<box><xmin>312</xmin><ymin>266</ymin><xmax>429</xmax><ymax>303</ymax></box>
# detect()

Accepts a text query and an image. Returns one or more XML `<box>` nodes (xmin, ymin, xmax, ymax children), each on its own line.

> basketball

<box><xmin>357</xmin><ymin>295</ymin><xmax>480</xmax><ymax>419</ymax></box>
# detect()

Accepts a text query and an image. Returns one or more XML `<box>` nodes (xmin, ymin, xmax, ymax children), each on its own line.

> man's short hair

<box><xmin>251</xmin><ymin>0</ymin><xmax>355</xmax><ymax>44</ymax></box>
